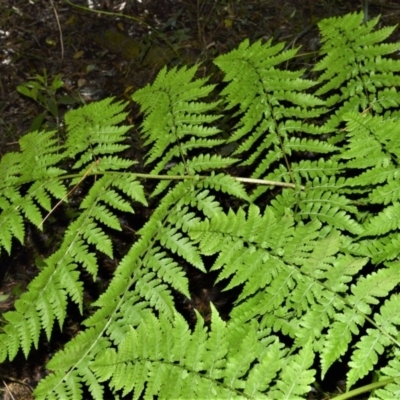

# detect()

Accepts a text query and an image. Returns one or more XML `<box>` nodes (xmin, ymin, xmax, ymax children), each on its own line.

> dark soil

<box><xmin>2</xmin><ymin>0</ymin><xmax>400</xmax><ymax>399</ymax></box>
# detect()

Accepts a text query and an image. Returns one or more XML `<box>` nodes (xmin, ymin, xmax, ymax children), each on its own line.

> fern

<box><xmin>2</xmin><ymin>10</ymin><xmax>400</xmax><ymax>400</ymax></box>
<box><xmin>314</xmin><ymin>12</ymin><xmax>400</xmax><ymax>128</ymax></box>
<box><xmin>214</xmin><ymin>38</ymin><xmax>331</xmax><ymax>201</ymax></box>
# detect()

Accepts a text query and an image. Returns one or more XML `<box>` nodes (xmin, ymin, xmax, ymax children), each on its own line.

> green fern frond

<box><xmin>0</xmin><ymin>129</ymin><xmax>67</xmax><ymax>254</ymax></box>
<box><xmin>145</xmin><ymin>248</ymin><xmax>190</xmax><ymax>298</ymax></box>
<box><xmin>291</xmin><ymin>159</ymin><xmax>341</xmax><ymax>180</ymax></box>
<box><xmin>362</xmin><ymin>203</ymin><xmax>400</xmax><ymax>236</ymax></box>
<box><xmin>334</xmin><ymin>112</ymin><xmax>400</xmax><ymax>219</ymax></box>
<box><xmin>315</xmin><ymin>12</ymin><xmax>400</xmax><ymax>128</ymax></box>
<box><xmin>18</xmin><ymin>130</ymin><xmax>65</xmax><ymax>180</ymax></box>
<box><xmin>197</xmin><ymin>173</ymin><xmax>250</xmax><ymax>201</ymax></box>
<box><xmin>338</xmin><ymin>112</ymin><xmax>394</xmax><ymax>168</ymax></box>
<box><xmin>347</xmin><ymin>295</ymin><xmax>400</xmax><ymax>389</ymax></box>
<box><xmin>351</xmin><ymin>234</ymin><xmax>400</xmax><ymax>264</ymax></box>
<box><xmin>89</xmin><ymin>310</ymin><xmax>310</xmax><ymax>399</ymax></box>
<box><xmin>214</xmin><ymin>38</ymin><xmax>328</xmax><ymax>183</ymax></box>
<box><xmin>151</xmin><ymin>152</ymin><xmax>237</xmax><ymax>197</ymax></box>
<box><xmin>0</xmin><ymin>259</ymin><xmax>83</xmax><ymax>360</ymax></box>
<box><xmin>369</xmin><ymin>179</ymin><xmax>400</xmax><ymax>205</ymax></box>
<box><xmin>135</xmin><ymin>271</ymin><xmax>175</xmax><ymax>316</ymax></box>
<box><xmin>270</xmin><ymin>340</ymin><xmax>315</xmax><ymax>400</ymax></box>
<box><xmin>34</xmin><ymin>324</ymin><xmax>107</xmax><ymax>400</ymax></box>
<box><xmin>159</xmin><ymin>226</ymin><xmax>204</xmax><ymax>271</ymax></box>
<box><xmin>297</xmin><ymin>188</ymin><xmax>362</xmax><ymax>234</ymax></box>
<box><xmin>372</xmin><ymin>349</ymin><xmax>400</xmax><ymax>399</ymax></box>
<box><xmin>28</xmin><ymin>179</ymin><xmax>68</xmax><ymax>211</ymax></box>
<box><xmin>133</xmin><ymin>66</ymin><xmax>221</xmax><ymax>176</ymax></box>
<box><xmin>33</xmin><ymin>174</ymin><xmax>261</xmax><ymax>398</ymax></box>
<box><xmin>287</xmin><ymin>137</ymin><xmax>336</xmax><ymax>154</ymax></box>
<box><xmin>65</xmin><ymin>98</ymin><xmax>131</xmax><ymax>173</ymax></box>
<box><xmin>0</xmin><ymin>100</ymin><xmax>147</xmax><ymax>363</ymax></box>
<box><xmin>321</xmin><ymin>266</ymin><xmax>400</xmax><ymax>375</ymax></box>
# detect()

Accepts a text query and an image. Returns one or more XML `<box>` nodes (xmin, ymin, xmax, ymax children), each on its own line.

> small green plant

<box><xmin>2</xmin><ymin>11</ymin><xmax>400</xmax><ymax>400</ymax></box>
<box><xmin>16</xmin><ymin>69</ymin><xmax>65</xmax><ymax>131</ymax></box>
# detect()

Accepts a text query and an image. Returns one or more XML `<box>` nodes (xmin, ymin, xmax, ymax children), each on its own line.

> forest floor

<box><xmin>1</xmin><ymin>0</ymin><xmax>400</xmax><ymax>399</ymax></box>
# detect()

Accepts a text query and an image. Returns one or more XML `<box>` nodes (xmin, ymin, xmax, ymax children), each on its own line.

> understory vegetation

<box><xmin>2</xmin><ymin>10</ymin><xmax>400</xmax><ymax>399</ymax></box>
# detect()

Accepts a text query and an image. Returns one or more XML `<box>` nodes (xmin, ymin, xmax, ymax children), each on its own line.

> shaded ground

<box><xmin>2</xmin><ymin>0</ymin><xmax>400</xmax><ymax>398</ymax></box>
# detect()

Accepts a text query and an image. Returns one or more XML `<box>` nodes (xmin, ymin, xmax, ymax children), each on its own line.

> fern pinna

<box><xmin>1</xmin><ymin>10</ymin><xmax>400</xmax><ymax>400</ymax></box>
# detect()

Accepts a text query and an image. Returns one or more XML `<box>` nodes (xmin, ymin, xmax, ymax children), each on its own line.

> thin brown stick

<box><xmin>50</xmin><ymin>0</ymin><xmax>64</xmax><ymax>60</ymax></box>
<box><xmin>130</xmin><ymin>173</ymin><xmax>305</xmax><ymax>190</ymax></box>
<box><xmin>234</xmin><ymin>177</ymin><xmax>304</xmax><ymax>190</ymax></box>
<box><xmin>2</xmin><ymin>380</ymin><xmax>16</xmax><ymax>400</ymax></box>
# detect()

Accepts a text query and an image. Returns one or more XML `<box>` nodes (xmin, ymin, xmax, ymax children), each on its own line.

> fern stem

<box><xmin>332</xmin><ymin>377</ymin><xmax>395</xmax><ymax>400</ymax></box>
<box><xmin>234</xmin><ymin>176</ymin><xmax>304</xmax><ymax>189</ymax></box>
<box><xmin>64</xmin><ymin>172</ymin><xmax>305</xmax><ymax>190</ymax></box>
<box><xmin>33</xmin><ymin>171</ymin><xmax>305</xmax><ymax>191</ymax></box>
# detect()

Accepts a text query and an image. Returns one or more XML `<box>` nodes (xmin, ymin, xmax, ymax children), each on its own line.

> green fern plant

<box><xmin>2</xmin><ymin>10</ymin><xmax>400</xmax><ymax>400</ymax></box>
